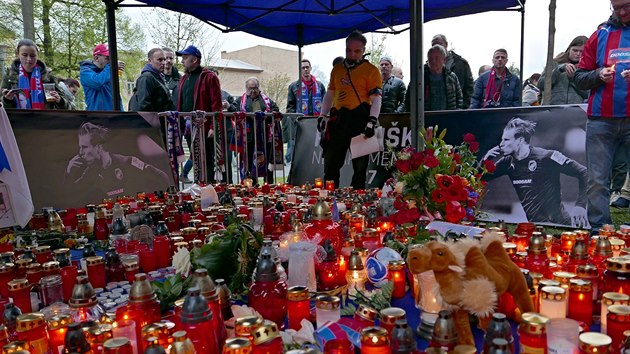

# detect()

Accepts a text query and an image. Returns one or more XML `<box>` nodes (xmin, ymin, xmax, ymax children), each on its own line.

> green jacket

<box><xmin>1</xmin><ymin>59</ymin><xmax>71</xmax><ymax>110</ymax></box>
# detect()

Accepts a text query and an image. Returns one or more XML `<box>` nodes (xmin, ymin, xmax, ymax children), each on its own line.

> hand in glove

<box><xmin>364</xmin><ymin>116</ymin><xmax>378</xmax><ymax>138</ymax></box>
<box><xmin>317</xmin><ymin>115</ymin><xmax>327</xmax><ymax>133</ymax></box>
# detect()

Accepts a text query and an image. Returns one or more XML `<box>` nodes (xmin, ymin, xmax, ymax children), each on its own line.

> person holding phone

<box><xmin>1</xmin><ymin>39</ymin><xmax>70</xmax><ymax>110</ymax></box>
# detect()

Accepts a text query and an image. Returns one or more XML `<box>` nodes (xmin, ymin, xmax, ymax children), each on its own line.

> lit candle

<box><xmin>360</xmin><ymin>327</ymin><xmax>391</xmax><ymax>354</ymax></box>
<box><xmin>610</xmin><ymin>238</ymin><xmax>625</xmax><ymax>257</ymax></box>
<box><xmin>361</xmin><ymin>228</ymin><xmax>381</xmax><ymax>252</ymax></box>
<box><xmin>326</xmin><ymin>180</ymin><xmax>335</xmax><ymax>191</ymax></box>
<box><xmin>561</xmin><ymin>232</ymin><xmax>576</xmax><ymax>253</ymax></box>
<box><xmin>567</xmin><ymin>279</ymin><xmax>593</xmax><ymax>326</ymax></box>
<box><xmin>540</xmin><ymin>286</ymin><xmax>567</xmax><ymax>319</ymax></box>
<box><xmin>388</xmin><ymin>260</ymin><xmax>407</xmax><ymax>299</ymax></box>
<box><xmin>350</xmin><ymin>214</ymin><xmax>365</xmax><ymax>234</ymax></box>
<box><xmin>47</xmin><ymin>314</ymin><xmax>72</xmax><ymax>354</ymax></box>
<box><xmin>314</xmin><ymin>178</ymin><xmax>323</xmax><ymax>189</ymax></box>
<box><xmin>223</xmin><ymin>337</ymin><xmax>253</xmax><ymax>354</ymax></box>
<box><xmin>578</xmin><ymin>332</ymin><xmax>612</xmax><ymax>354</ymax></box>
<box><xmin>346</xmin><ymin>250</ymin><xmax>367</xmax><ymax>293</ymax></box>
<box><xmin>601</xmin><ymin>292</ymin><xmax>629</xmax><ymax>334</ymax></box>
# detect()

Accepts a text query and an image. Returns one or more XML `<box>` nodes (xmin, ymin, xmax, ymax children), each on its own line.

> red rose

<box><xmin>452</xmin><ymin>153</ymin><xmax>461</xmax><ymax>164</ymax></box>
<box><xmin>463</xmin><ymin>133</ymin><xmax>476</xmax><ymax>143</ymax></box>
<box><xmin>469</xmin><ymin>141</ymin><xmax>479</xmax><ymax>153</ymax></box>
<box><xmin>483</xmin><ymin>159</ymin><xmax>497</xmax><ymax>173</ymax></box>
<box><xmin>424</xmin><ymin>154</ymin><xmax>439</xmax><ymax>168</ymax></box>
<box><xmin>445</xmin><ymin>201</ymin><xmax>466</xmax><ymax>223</ymax></box>
<box><xmin>436</xmin><ymin>174</ymin><xmax>453</xmax><ymax>189</ymax></box>
<box><xmin>448</xmin><ymin>187</ymin><xmax>468</xmax><ymax>201</ymax></box>
<box><xmin>431</xmin><ymin>189</ymin><xmax>448</xmax><ymax>203</ymax></box>
<box><xmin>396</xmin><ymin>159</ymin><xmax>412</xmax><ymax>173</ymax></box>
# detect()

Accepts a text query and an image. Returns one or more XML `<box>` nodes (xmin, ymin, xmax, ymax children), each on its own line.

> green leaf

<box><xmin>170</xmin><ymin>283</ymin><xmax>183</xmax><ymax>297</ymax></box>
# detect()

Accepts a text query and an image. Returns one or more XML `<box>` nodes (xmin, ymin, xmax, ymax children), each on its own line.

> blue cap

<box><xmin>176</xmin><ymin>45</ymin><xmax>202</xmax><ymax>58</ymax></box>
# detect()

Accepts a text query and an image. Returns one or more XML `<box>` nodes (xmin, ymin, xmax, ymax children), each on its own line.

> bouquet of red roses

<box><xmin>383</xmin><ymin>126</ymin><xmax>495</xmax><ymax>224</ymax></box>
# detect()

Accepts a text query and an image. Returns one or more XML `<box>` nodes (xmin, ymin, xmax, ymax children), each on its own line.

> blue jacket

<box><xmin>470</xmin><ymin>68</ymin><xmax>521</xmax><ymax>108</ymax></box>
<box><xmin>79</xmin><ymin>60</ymin><xmax>122</xmax><ymax>111</ymax></box>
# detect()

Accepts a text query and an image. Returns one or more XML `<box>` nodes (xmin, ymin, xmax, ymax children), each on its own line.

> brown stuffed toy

<box><xmin>407</xmin><ymin>233</ymin><xmax>534</xmax><ymax>345</ymax></box>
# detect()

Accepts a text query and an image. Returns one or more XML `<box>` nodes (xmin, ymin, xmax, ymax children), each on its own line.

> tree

<box><xmin>21</xmin><ymin>0</ymin><xmax>35</xmax><ymax>40</ymax></box>
<box><xmin>366</xmin><ymin>33</ymin><xmax>388</xmax><ymax>67</ymax></box>
<box><xmin>508</xmin><ymin>62</ymin><xmax>521</xmax><ymax>79</ymax></box>
<box><xmin>542</xmin><ymin>0</ymin><xmax>557</xmax><ymax>105</ymax></box>
<box><xmin>261</xmin><ymin>73</ymin><xmax>291</xmax><ymax>110</ymax></box>
<box><xmin>143</xmin><ymin>8</ymin><xmax>223</xmax><ymax>67</ymax></box>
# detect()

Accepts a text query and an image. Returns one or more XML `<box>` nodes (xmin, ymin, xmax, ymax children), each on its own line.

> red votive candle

<box><xmin>8</xmin><ymin>279</ymin><xmax>31</xmax><ymax>313</ymax></box>
<box><xmin>568</xmin><ymin>279</ymin><xmax>594</xmax><ymax>326</ymax></box>
<box><xmin>86</xmin><ymin>256</ymin><xmax>106</xmax><ymax>289</ymax></box>
<box><xmin>608</xmin><ymin>305</ymin><xmax>630</xmax><ymax>350</ymax></box>
<box><xmin>388</xmin><ymin>260</ymin><xmax>407</xmax><ymax>299</ymax></box>
<box><xmin>360</xmin><ymin>327</ymin><xmax>391</xmax><ymax>354</ymax></box>
<box><xmin>287</xmin><ymin>286</ymin><xmax>310</xmax><ymax>330</ymax></box>
<box><xmin>59</xmin><ymin>265</ymin><xmax>78</xmax><ymax>302</ymax></box>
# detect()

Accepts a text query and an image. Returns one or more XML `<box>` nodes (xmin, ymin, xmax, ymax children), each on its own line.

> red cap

<box><xmin>93</xmin><ymin>43</ymin><xmax>109</xmax><ymax>57</ymax></box>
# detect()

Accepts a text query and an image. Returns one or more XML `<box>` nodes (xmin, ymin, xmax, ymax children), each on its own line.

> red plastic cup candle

<box><xmin>350</xmin><ymin>214</ymin><xmax>365</xmax><ymax>234</ymax></box>
<box><xmin>360</xmin><ymin>327</ymin><xmax>391</xmax><ymax>354</ymax></box>
<box><xmin>568</xmin><ymin>279</ymin><xmax>594</xmax><ymax>326</ymax></box>
<box><xmin>561</xmin><ymin>232</ymin><xmax>577</xmax><ymax>253</ymax></box>
<box><xmin>518</xmin><ymin>312</ymin><xmax>549</xmax><ymax>354</ymax></box>
<box><xmin>326</xmin><ymin>180</ymin><xmax>335</xmax><ymax>191</ymax></box>
<box><xmin>223</xmin><ymin>337</ymin><xmax>253</xmax><ymax>353</ymax></box>
<box><xmin>602</xmin><ymin>257</ymin><xmax>630</xmax><ymax>295</ymax></box>
<box><xmin>15</xmin><ymin>313</ymin><xmax>50</xmax><ymax>354</ymax></box>
<box><xmin>86</xmin><ymin>256</ymin><xmax>106</xmax><ymax>289</ymax></box>
<box><xmin>353</xmin><ymin>303</ymin><xmax>378</xmax><ymax>328</ymax></box>
<box><xmin>123</xmin><ymin>261</ymin><xmax>139</xmax><ymax>283</ymax></box>
<box><xmin>388</xmin><ymin>260</ymin><xmax>407</xmax><ymax>299</ymax></box>
<box><xmin>252</xmin><ymin>323</ymin><xmax>283</xmax><ymax>354</ymax></box>
<box><xmin>379</xmin><ymin>307</ymin><xmax>406</xmax><ymax>337</ymax></box>
<box><xmin>0</xmin><ymin>263</ymin><xmax>15</xmax><ymax>298</ymax></box>
<box><xmin>601</xmin><ymin>292</ymin><xmax>629</xmax><ymax>334</ymax></box>
<box><xmin>314</xmin><ymin>178</ymin><xmax>323</xmax><ymax>189</ymax></box>
<box><xmin>8</xmin><ymin>279</ymin><xmax>32</xmax><ymax>313</ymax></box>
<box><xmin>287</xmin><ymin>286</ymin><xmax>311</xmax><ymax>330</ymax></box>
<box><xmin>59</xmin><ymin>265</ymin><xmax>78</xmax><ymax>303</ymax></box>
<box><xmin>103</xmin><ymin>337</ymin><xmax>134</xmax><ymax>354</ymax></box>
<box><xmin>578</xmin><ymin>332</ymin><xmax>612</xmax><ymax>354</ymax></box>
<box><xmin>47</xmin><ymin>314</ymin><xmax>72</xmax><ymax>354</ymax></box>
<box><xmin>324</xmin><ymin>338</ymin><xmax>355</xmax><ymax>354</ymax></box>
<box><xmin>608</xmin><ymin>305</ymin><xmax>630</xmax><ymax>349</ymax></box>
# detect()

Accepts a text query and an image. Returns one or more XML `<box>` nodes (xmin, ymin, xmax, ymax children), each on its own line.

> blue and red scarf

<box><xmin>300</xmin><ymin>76</ymin><xmax>323</xmax><ymax>115</ymax></box>
<box><xmin>16</xmin><ymin>64</ymin><xmax>45</xmax><ymax>110</ymax></box>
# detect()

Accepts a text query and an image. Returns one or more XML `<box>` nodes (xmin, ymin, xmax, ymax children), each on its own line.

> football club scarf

<box><xmin>213</xmin><ymin>112</ymin><xmax>226</xmax><ymax>182</ymax></box>
<box><xmin>16</xmin><ymin>64</ymin><xmax>45</xmax><ymax>110</ymax></box>
<box><xmin>240</xmin><ymin>92</ymin><xmax>272</xmax><ymax>112</ymax></box>
<box><xmin>165</xmin><ymin>111</ymin><xmax>186</xmax><ymax>187</ymax></box>
<box><xmin>483</xmin><ymin>68</ymin><xmax>506</xmax><ymax>108</ymax></box>
<box><xmin>230</xmin><ymin>112</ymin><xmax>249</xmax><ymax>180</ymax></box>
<box><xmin>191</xmin><ymin>111</ymin><xmax>207</xmax><ymax>184</ymax></box>
<box><xmin>269</xmin><ymin>112</ymin><xmax>284</xmax><ymax>170</ymax></box>
<box><xmin>300</xmin><ymin>76</ymin><xmax>323</xmax><ymax>115</ymax></box>
<box><xmin>252</xmin><ymin>111</ymin><xmax>267</xmax><ymax>179</ymax></box>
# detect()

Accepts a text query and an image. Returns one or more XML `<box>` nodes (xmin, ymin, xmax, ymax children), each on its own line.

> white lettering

<box><xmin>512</xmin><ymin>179</ymin><xmax>532</xmax><ymax>185</ymax></box>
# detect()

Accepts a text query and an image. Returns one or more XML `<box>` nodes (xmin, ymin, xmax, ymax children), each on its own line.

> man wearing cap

<box><xmin>79</xmin><ymin>43</ymin><xmax>124</xmax><ymax>111</ymax></box>
<box><xmin>175</xmin><ymin>45</ymin><xmax>224</xmax><ymax>182</ymax></box>
<box><xmin>129</xmin><ymin>48</ymin><xmax>175</xmax><ymax>112</ymax></box>
<box><xmin>285</xmin><ymin>59</ymin><xmax>326</xmax><ymax>163</ymax></box>
<box><xmin>379</xmin><ymin>56</ymin><xmax>405</xmax><ymax>113</ymax></box>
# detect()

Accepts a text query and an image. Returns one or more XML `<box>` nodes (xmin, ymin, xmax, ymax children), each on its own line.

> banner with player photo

<box><xmin>289</xmin><ymin>105</ymin><xmax>589</xmax><ymax>227</ymax></box>
<box><xmin>8</xmin><ymin>110</ymin><xmax>174</xmax><ymax>210</ymax></box>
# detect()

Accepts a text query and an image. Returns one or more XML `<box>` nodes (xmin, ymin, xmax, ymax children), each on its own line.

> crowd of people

<box><xmin>2</xmin><ymin>0</ymin><xmax>630</xmax><ymax>233</ymax></box>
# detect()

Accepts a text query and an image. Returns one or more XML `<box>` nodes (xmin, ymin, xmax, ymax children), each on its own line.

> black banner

<box><xmin>289</xmin><ymin>105</ymin><xmax>589</xmax><ymax>227</ymax></box>
<box><xmin>9</xmin><ymin>110</ymin><xmax>174</xmax><ymax>210</ymax></box>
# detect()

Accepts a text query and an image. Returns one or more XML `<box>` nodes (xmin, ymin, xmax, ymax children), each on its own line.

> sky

<box><xmin>123</xmin><ymin>0</ymin><xmax>611</xmax><ymax>85</ymax></box>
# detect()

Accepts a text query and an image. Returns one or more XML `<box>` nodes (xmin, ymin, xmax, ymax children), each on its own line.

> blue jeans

<box><xmin>586</xmin><ymin>118</ymin><xmax>630</xmax><ymax>230</ymax></box>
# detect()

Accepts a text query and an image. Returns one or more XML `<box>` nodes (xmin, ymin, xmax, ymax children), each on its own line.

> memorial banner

<box><xmin>8</xmin><ymin>110</ymin><xmax>173</xmax><ymax>210</ymax></box>
<box><xmin>289</xmin><ymin>105</ymin><xmax>589</xmax><ymax>227</ymax></box>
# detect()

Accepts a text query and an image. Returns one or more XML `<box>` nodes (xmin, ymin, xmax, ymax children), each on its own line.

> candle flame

<box><xmin>372</xmin><ymin>336</ymin><xmax>379</xmax><ymax>344</ymax></box>
<box><xmin>339</xmin><ymin>256</ymin><xmax>345</xmax><ymax>266</ymax></box>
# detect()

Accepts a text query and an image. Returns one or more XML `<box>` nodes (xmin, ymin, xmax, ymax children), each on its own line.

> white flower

<box><xmin>394</xmin><ymin>181</ymin><xmax>405</xmax><ymax>194</ymax></box>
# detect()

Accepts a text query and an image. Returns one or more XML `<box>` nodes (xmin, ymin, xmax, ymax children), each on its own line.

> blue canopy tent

<box><xmin>104</xmin><ymin>0</ymin><xmax>525</xmax><ymax>145</ymax></box>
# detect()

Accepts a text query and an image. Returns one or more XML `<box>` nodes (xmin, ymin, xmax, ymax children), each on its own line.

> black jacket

<box><xmin>447</xmin><ymin>51</ymin><xmax>474</xmax><ymax>108</ymax></box>
<box><xmin>129</xmin><ymin>64</ymin><xmax>175</xmax><ymax>112</ymax></box>
<box><xmin>380</xmin><ymin>75</ymin><xmax>406</xmax><ymax>113</ymax></box>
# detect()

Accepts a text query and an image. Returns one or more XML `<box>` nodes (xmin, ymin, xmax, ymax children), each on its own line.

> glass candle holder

<box><xmin>15</xmin><ymin>313</ymin><xmax>50</xmax><ymax>354</ymax></box>
<box><xmin>578</xmin><ymin>332</ymin><xmax>612</xmax><ymax>354</ymax></box>
<box><xmin>361</xmin><ymin>228</ymin><xmax>381</xmax><ymax>253</ymax></box>
<box><xmin>350</xmin><ymin>214</ymin><xmax>365</xmax><ymax>234</ymax></box>
<box><xmin>546</xmin><ymin>318</ymin><xmax>580</xmax><ymax>354</ymax></box>
<box><xmin>325</xmin><ymin>180</ymin><xmax>335</xmax><ymax>191</ymax></box>
<box><xmin>314</xmin><ymin>178</ymin><xmax>323</xmax><ymax>189</ymax></box>
<box><xmin>39</xmin><ymin>275</ymin><xmax>63</xmax><ymax>308</ymax></box>
<box><xmin>568</xmin><ymin>279</ymin><xmax>593</xmax><ymax>326</ymax></box>
<box><xmin>252</xmin><ymin>323</ymin><xmax>283</xmax><ymax>354</ymax></box>
<box><xmin>388</xmin><ymin>260</ymin><xmax>406</xmax><ymax>299</ymax></box>
<box><xmin>86</xmin><ymin>256</ymin><xmax>106</xmax><ymax>289</ymax></box>
<box><xmin>112</xmin><ymin>319</ymin><xmax>137</xmax><ymax>354</ymax></box>
<box><xmin>360</xmin><ymin>327</ymin><xmax>390</xmax><ymax>354</ymax></box>
<box><xmin>235</xmin><ymin>315</ymin><xmax>263</xmax><ymax>343</ymax></box>
<box><xmin>607</xmin><ymin>305</ymin><xmax>630</xmax><ymax>350</ymax></box>
<box><xmin>287</xmin><ymin>286</ymin><xmax>310</xmax><ymax>330</ymax></box>
<box><xmin>540</xmin><ymin>286</ymin><xmax>567</xmax><ymax>319</ymax></box>
<box><xmin>561</xmin><ymin>232</ymin><xmax>577</xmax><ymax>253</ymax></box>
<box><xmin>601</xmin><ymin>292</ymin><xmax>629</xmax><ymax>334</ymax></box>
<box><xmin>315</xmin><ymin>295</ymin><xmax>340</xmax><ymax>329</ymax></box>
<box><xmin>7</xmin><ymin>279</ymin><xmax>31</xmax><ymax>314</ymax></box>
<box><xmin>518</xmin><ymin>312</ymin><xmax>549</xmax><ymax>354</ymax></box>
<box><xmin>323</xmin><ymin>338</ymin><xmax>355</xmax><ymax>354</ymax></box>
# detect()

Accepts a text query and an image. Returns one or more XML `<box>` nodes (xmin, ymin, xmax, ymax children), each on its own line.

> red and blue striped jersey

<box><xmin>579</xmin><ymin>24</ymin><xmax>630</xmax><ymax>118</ymax></box>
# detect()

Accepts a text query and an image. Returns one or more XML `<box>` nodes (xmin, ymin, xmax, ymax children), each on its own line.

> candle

<box><xmin>315</xmin><ymin>295</ymin><xmax>340</xmax><ymax>328</ymax></box>
<box><xmin>353</xmin><ymin>304</ymin><xmax>378</xmax><ymax>327</ymax></box>
<box><xmin>252</xmin><ymin>323</ymin><xmax>284</xmax><ymax>354</ymax></box>
<box><xmin>326</xmin><ymin>180</ymin><xmax>335</xmax><ymax>191</ymax></box>
<box><xmin>610</xmin><ymin>238</ymin><xmax>626</xmax><ymax>257</ymax></box>
<box><xmin>361</xmin><ymin>228</ymin><xmax>381</xmax><ymax>252</ymax></box>
<box><xmin>350</xmin><ymin>214</ymin><xmax>365</xmax><ymax>234</ymax></box>
<box><xmin>561</xmin><ymin>232</ymin><xmax>577</xmax><ymax>253</ymax></box>
<box><xmin>86</xmin><ymin>324</ymin><xmax>114</xmax><ymax>353</ymax></box>
<box><xmin>235</xmin><ymin>315</ymin><xmax>263</xmax><ymax>342</ymax></box>
<box><xmin>346</xmin><ymin>250</ymin><xmax>367</xmax><ymax>293</ymax></box>
<box><xmin>601</xmin><ymin>292</ymin><xmax>629</xmax><ymax>334</ymax></box>
<box><xmin>223</xmin><ymin>337</ymin><xmax>253</xmax><ymax>353</ymax></box>
<box><xmin>323</xmin><ymin>339</ymin><xmax>355</xmax><ymax>354</ymax></box>
<box><xmin>518</xmin><ymin>312</ymin><xmax>549</xmax><ymax>354</ymax></box>
<box><xmin>103</xmin><ymin>337</ymin><xmax>134</xmax><ymax>354</ymax></box>
<box><xmin>540</xmin><ymin>286</ymin><xmax>567</xmax><ymax>319</ymax></box>
<box><xmin>379</xmin><ymin>307</ymin><xmax>406</xmax><ymax>337</ymax></box>
<box><xmin>15</xmin><ymin>313</ymin><xmax>50</xmax><ymax>354</ymax></box>
<box><xmin>7</xmin><ymin>279</ymin><xmax>32</xmax><ymax>314</ymax></box>
<box><xmin>607</xmin><ymin>305</ymin><xmax>630</xmax><ymax>350</ymax></box>
<box><xmin>388</xmin><ymin>260</ymin><xmax>407</xmax><ymax>299</ymax></box>
<box><xmin>546</xmin><ymin>318</ymin><xmax>580</xmax><ymax>354</ymax></box>
<box><xmin>578</xmin><ymin>332</ymin><xmax>612</xmax><ymax>354</ymax></box>
<box><xmin>568</xmin><ymin>279</ymin><xmax>593</xmax><ymax>326</ymax></box>
<box><xmin>47</xmin><ymin>314</ymin><xmax>72</xmax><ymax>354</ymax></box>
<box><xmin>0</xmin><ymin>263</ymin><xmax>15</xmax><ymax>298</ymax></box>
<box><xmin>86</xmin><ymin>256</ymin><xmax>106</xmax><ymax>289</ymax></box>
<box><xmin>287</xmin><ymin>286</ymin><xmax>311</xmax><ymax>330</ymax></box>
<box><xmin>602</xmin><ymin>257</ymin><xmax>630</xmax><ymax>295</ymax></box>
<box><xmin>314</xmin><ymin>178</ymin><xmax>323</xmax><ymax>189</ymax></box>
<box><xmin>360</xmin><ymin>327</ymin><xmax>391</xmax><ymax>354</ymax></box>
